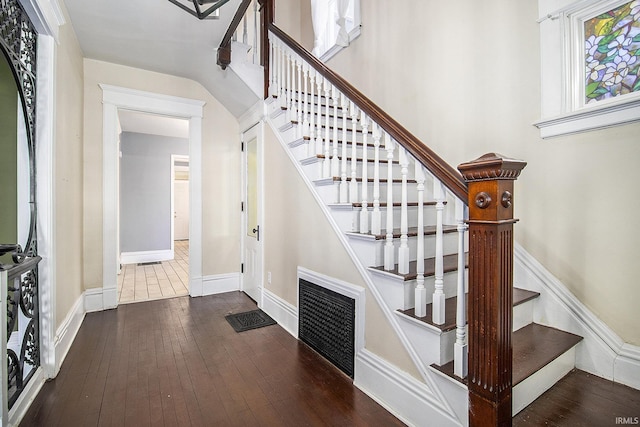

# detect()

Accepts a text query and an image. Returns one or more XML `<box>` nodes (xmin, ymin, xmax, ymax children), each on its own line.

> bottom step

<box><xmin>514</xmin><ymin>368</ymin><xmax>640</xmax><ymax>426</ymax></box>
<box><xmin>431</xmin><ymin>323</ymin><xmax>583</xmax><ymax>415</ymax></box>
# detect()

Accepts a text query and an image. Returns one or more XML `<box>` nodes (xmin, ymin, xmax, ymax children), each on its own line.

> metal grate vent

<box><xmin>298</xmin><ymin>278</ymin><xmax>355</xmax><ymax>378</ymax></box>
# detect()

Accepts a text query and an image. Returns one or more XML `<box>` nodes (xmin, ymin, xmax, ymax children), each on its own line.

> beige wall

<box><xmin>54</xmin><ymin>5</ymin><xmax>85</xmax><ymax>328</ymax></box>
<box><xmin>263</xmin><ymin>124</ymin><xmax>420</xmax><ymax>378</ymax></box>
<box><xmin>82</xmin><ymin>60</ymin><xmax>241</xmax><ymax>290</ymax></box>
<box><xmin>280</xmin><ymin>0</ymin><xmax>640</xmax><ymax>345</ymax></box>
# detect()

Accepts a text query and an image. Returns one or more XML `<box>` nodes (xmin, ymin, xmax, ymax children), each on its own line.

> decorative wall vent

<box><xmin>298</xmin><ymin>278</ymin><xmax>355</xmax><ymax>378</ymax></box>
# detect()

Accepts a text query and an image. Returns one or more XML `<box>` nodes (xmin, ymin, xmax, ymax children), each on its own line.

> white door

<box><xmin>174</xmin><ymin>180</ymin><xmax>189</xmax><ymax>240</ymax></box>
<box><xmin>243</xmin><ymin>124</ymin><xmax>262</xmax><ymax>303</ymax></box>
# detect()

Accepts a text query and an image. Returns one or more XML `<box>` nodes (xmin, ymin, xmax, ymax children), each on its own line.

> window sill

<box><xmin>534</xmin><ymin>96</ymin><xmax>640</xmax><ymax>138</ymax></box>
<box><xmin>319</xmin><ymin>25</ymin><xmax>362</xmax><ymax>63</ymax></box>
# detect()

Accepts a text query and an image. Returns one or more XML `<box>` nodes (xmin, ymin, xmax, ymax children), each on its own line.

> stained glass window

<box><xmin>584</xmin><ymin>1</ymin><xmax>640</xmax><ymax>103</ymax></box>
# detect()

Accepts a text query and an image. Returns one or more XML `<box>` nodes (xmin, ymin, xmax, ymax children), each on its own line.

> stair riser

<box><xmin>330</xmin><ymin>205</ymin><xmax>441</xmax><ymax>233</ymax></box>
<box><xmin>512</xmin><ymin>346</ymin><xmax>577</xmax><ymax>415</ymax></box>
<box><xmin>368</xmin><ymin>269</ymin><xmax>464</xmax><ymax>310</ymax></box>
<box><xmin>348</xmin><ymin>232</ymin><xmax>461</xmax><ymax>267</ymax></box>
<box><xmin>396</xmin><ymin>312</ymin><xmax>457</xmax><ymax>366</ymax></box>
<box><xmin>513</xmin><ymin>298</ymin><xmax>535</xmax><ymax>332</ymax></box>
<box><xmin>314</xmin><ymin>181</ymin><xmax>423</xmax><ymax>205</ymax></box>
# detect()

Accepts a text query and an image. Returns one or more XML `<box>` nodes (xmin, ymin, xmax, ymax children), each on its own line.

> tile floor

<box><xmin>117</xmin><ymin>240</ymin><xmax>189</xmax><ymax>304</ymax></box>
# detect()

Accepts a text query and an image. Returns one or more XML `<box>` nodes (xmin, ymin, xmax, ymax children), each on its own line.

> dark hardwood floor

<box><xmin>20</xmin><ymin>292</ymin><xmax>405</xmax><ymax>426</ymax></box>
<box><xmin>513</xmin><ymin>369</ymin><xmax>640</xmax><ymax>426</ymax></box>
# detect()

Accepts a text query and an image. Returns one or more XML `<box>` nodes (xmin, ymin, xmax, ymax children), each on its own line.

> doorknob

<box><xmin>252</xmin><ymin>225</ymin><xmax>260</xmax><ymax>241</ymax></box>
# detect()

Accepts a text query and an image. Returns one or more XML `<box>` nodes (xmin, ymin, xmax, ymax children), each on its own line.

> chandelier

<box><xmin>167</xmin><ymin>0</ymin><xmax>232</xmax><ymax>20</ymax></box>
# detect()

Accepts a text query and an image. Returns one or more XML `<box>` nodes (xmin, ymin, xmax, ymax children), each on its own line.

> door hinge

<box><xmin>241</xmin><ymin>263</ymin><xmax>244</xmax><ymax>273</ymax></box>
<box><xmin>241</xmin><ymin>142</ymin><xmax>244</xmax><ymax>152</ymax></box>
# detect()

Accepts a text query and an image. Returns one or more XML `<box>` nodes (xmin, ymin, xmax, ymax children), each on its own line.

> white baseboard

<box><xmin>514</xmin><ymin>243</ymin><xmax>640</xmax><ymax>390</ymax></box>
<box><xmin>120</xmin><ymin>249</ymin><xmax>173</xmax><ymax>265</ymax></box>
<box><xmin>54</xmin><ymin>293</ymin><xmax>85</xmax><ymax>375</ymax></box>
<box><xmin>262</xmin><ymin>288</ymin><xmax>298</xmax><ymax>338</ymax></box>
<box><xmin>201</xmin><ymin>273</ymin><xmax>240</xmax><ymax>296</ymax></box>
<box><xmin>8</xmin><ymin>367</ymin><xmax>45</xmax><ymax>427</ymax></box>
<box><xmin>84</xmin><ymin>287</ymin><xmax>104</xmax><ymax>312</ymax></box>
<box><xmin>615</xmin><ymin>344</ymin><xmax>640</xmax><ymax>390</ymax></box>
<box><xmin>355</xmin><ymin>349</ymin><xmax>462</xmax><ymax>427</ymax></box>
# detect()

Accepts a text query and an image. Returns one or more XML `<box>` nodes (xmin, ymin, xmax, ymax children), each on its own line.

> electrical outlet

<box><xmin>267</xmin><ymin>271</ymin><xmax>272</xmax><ymax>284</ymax></box>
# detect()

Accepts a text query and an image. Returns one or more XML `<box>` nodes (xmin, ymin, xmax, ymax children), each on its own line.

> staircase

<box><xmin>262</xmin><ymin>26</ymin><xmax>585</xmax><ymax>425</ymax></box>
<box><xmin>225</xmin><ymin>3</ymin><xmax>586</xmax><ymax>424</ymax></box>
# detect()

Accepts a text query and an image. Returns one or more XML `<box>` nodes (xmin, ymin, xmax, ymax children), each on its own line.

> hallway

<box><xmin>117</xmin><ymin>240</ymin><xmax>190</xmax><ymax>304</ymax></box>
<box><xmin>19</xmin><ymin>292</ymin><xmax>405</xmax><ymax>426</ymax></box>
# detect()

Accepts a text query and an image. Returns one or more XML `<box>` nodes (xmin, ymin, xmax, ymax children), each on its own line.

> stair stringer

<box><xmin>514</xmin><ymin>243</ymin><xmax>640</xmax><ymax>390</ymax></box>
<box><xmin>265</xmin><ymin>111</ymin><xmax>466</xmax><ymax>427</ymax></box>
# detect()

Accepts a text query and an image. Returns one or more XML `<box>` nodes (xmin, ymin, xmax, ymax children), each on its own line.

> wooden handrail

<box><xmin>217</xmin><ymin>0</ymin><xmax>253</xmax><ymax>70</ymax></box>
<box><xmin>268</xmin><ymin>23</ymin><xmax>468</xmax><ymax>202</ymax></box>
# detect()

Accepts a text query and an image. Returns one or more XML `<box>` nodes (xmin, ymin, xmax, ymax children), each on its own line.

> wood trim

<box><xmin>458</xmin><ymin>153</ymin><xmax>526</xmax><ymax>427</ymax></box>
<box><xmin>216</xmin><ymin>0</ymin><xmax>252</xmax><ymax>70</ymax></box>
<box><xmin>268</xmin><ymin>23</ymin><xmax>468</xmax><ymax>202</ymax></box>
<box><xmin>258</xmin><ymin>0</ymin><xmax>273</xmax><ymax>99</ymax></box>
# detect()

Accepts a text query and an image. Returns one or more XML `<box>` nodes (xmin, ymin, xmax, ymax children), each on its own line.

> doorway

<box><xmin>116</xmin><ymin>120</ymin><xmax>191</xmax><ymax>304</ymax></box>
<box><xmin>100</xmin><ymin>85</ymin><xmax>205</xmax><ymax>310</ymax></box>
<box><xmin>242</xmin><ymin>123</ymin><xmax>263</xmax><ymax>304</ymax></box>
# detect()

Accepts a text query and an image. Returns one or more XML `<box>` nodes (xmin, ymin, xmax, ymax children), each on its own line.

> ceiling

<box><xmin>64</xmin><ymin>0</ymin><xmax>259</xmax><ymax>117</ymax></box>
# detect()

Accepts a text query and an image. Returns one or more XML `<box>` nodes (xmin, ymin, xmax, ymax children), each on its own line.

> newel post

<box><xmin>457</xmin><ymin>153</ymin><xmax>526</xmax><ymax>427</ymax></box>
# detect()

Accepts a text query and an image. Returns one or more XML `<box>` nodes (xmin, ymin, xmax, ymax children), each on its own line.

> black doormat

<box><xmin>225</xmin><ymin>309</ymin><xmax>276</xmax><ymax>332</ymax></box>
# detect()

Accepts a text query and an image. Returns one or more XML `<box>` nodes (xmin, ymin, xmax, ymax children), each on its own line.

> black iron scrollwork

<box><xmin>1</xmin><ymin>0</ymin><xmax>40</xmax><ymax>410</ymax></box>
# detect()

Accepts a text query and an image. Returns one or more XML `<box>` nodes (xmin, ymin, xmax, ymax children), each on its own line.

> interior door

<box><xmin>243</xmin><ymin>124</ymin><xmax>262</xmax><ymax>303</ymax></box>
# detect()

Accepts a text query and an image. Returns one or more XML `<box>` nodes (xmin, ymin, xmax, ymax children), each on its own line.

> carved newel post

<box><xmin>457</xmin><ymin>153</ymin><xmax>526</xmax><ymax>427</ymax></box>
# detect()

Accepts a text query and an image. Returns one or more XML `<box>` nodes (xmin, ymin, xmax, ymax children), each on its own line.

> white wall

<box><xmin>119</xmin><ymin>132</ymin><xmax>188</xmax><ymax>253</ymax></box>
<box><xmin>54</xmin><ymin>2</ymin><xmax>85</xmax><ymax>329</ymax></box>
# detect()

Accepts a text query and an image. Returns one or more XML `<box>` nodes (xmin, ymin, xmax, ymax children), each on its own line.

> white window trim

<box><xmin>535</xmin><ymin>0</ymin><xmax>640</xmax><ymax>138</ymax></box>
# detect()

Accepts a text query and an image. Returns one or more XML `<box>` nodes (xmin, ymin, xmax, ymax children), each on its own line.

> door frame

<box><xmin>171</xmin><ymin>154</ymin><xmax>190</xmax><ymax>249</ymax></box>
<box><xmin>101</xmin><ymin>85</ymin><xmax>205</xmax><ymax>307</ymax></box>
<box><xmin>240</xmin><ymin>121</ymin><xmax>264</xmax><ymax>307</ymax></box>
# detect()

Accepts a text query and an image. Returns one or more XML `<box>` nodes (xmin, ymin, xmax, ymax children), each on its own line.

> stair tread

<box><xmin>319</xmin><ymin>176</ymin><xmax>418</xmax><ymax>184</ymax></box>
<box><xmin>397</xmin><ymin>287</ymin><xmax>536</xmax><ymax>333</ymax></box>
<box><xmin>347</xmin><ymin>225</ymin><xmax>458</xmax><ymax>240</ymax></box>
<box><xmin>371</xmin><ymin>252</ymin><xmax>467</xmax><ymax>281</ymax></box>
<box><xmin>513</xmin><ymin>288</ymin><xmax>540</xmax><ymax>307</ymax></box>
<box><xmin>431</xmin><ymin>323</ymin><xmax>583</xmax><ymax>386</ymax></box>
<box><xmin>352</xmin><ymin>201</ymin><xmax>438</xmax><ymax>208</ymax></box>
<box><xmin>315</xmin><ymin>154</ymin><xmax>399</xmax><ymax>164</ymax></box>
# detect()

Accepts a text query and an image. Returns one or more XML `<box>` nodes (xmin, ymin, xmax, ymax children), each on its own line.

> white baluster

<box><xmin>414</xmin><ymin>163</ymin><xmax>427</xmax><ymax>317</ymax></box>
<box><xmin>286</xmin><ymin>51</ymin><xmax>293</xmax><ymax>122</ymax></box>
<box><xmin>384</xmin><ymin>133</ymin><xmax>395</xmax><ymax>271</ymax></box>
<box><xmin>296</xmin><ymin>58</ymin><xmax>303</xmax><ymax>139</ymax></box>
<box><xmin>339</xmin><ymin>94</ymin><xmax>349</xmax><ymax>203</ymax></box>
<box><xmin>371</xmin><ymin>123</ymin><xmax>382</xmax><ymax>235</ymax></box>
<box><xmin>253</xmin><ymin>0</ymin><xmax>258</xmax><ymax>64</ymax></box>
<box><xmin>349</xmin><ymin>101</ymin><xmax>358</xmax><ymax>204</ymax></box>
<box><xmin>243</xmin><ymin>12</ymin><xmax>248</xmax><ymax>45</ymax></box>
<box><xmin>302</xmin><ymin>64</ymin><xmax>310</xmax><ymax>139</ymax></box>
<box><xmin>432</xmin><ymin>180</ymin><xmax>446</xmax><ymax>325</ymax></box>
<box><xmin>454</xmin><ymin>198</ymin><xmax>468</xmax><ymax>378</ymax></box>
<box><xmin>359</xmin><ymin>112</ymin><xmax>369</xmax><ymax>234</ymax></box>
<box><xmin>331</xmin><ymin>86</ymin><xmax>340</xmax><ymax>178</ymax></box>
<box><xmin>323</xmin><ymin>78</ymin><xmax>331</xmax><ymax>178</ymax></box>
<box><xmin>315</xmin><ymin>75</ymin><xmax>323</xmax><ymax>158</ymax></box>
<box><xmin>398</xmin><ymin>147</ymin><xmax>410</xmax><ymax>274</ymax></box>
<box><xmin>280</xmin><ymin>45</ymin><xmax>286</xmax><ymax>109</ymax></box>
<box><xmin>308</xmin><ymin>70</ymin><xmax>316</xmax><ymax>157</ymax></box>
<box><xmin>268</xmin><ymin>39</ymin><xmax>275</xmax><ymax>97</ymax></box>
